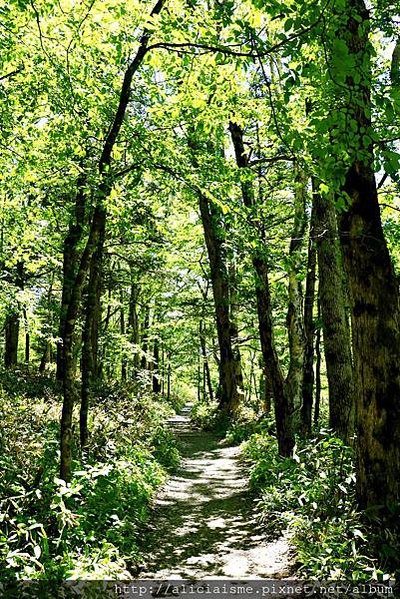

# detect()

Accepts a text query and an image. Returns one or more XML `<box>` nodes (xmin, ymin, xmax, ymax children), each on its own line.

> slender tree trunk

<box><xmin>4</xmin><ymin>314</ymin><xmax>19</xmax><ymax>367</ymax></box>
<box><xmin>140</xmin><ymin>306</ymin><xmax>150</xmax><ymax>372</ymax></box>
<box><xmin>229</xmin><ymin>121</ymin><xmax>294</xmax><ymax>455</ymax></box>
<box><xmin>199</xmin><ymin>320</ymin><xmax>214</xmax><ymax>401</ymax></box>
<box><xmin>228</xmin><ymin>241</ymin><xmax>245</xmax><ymax>396</ymax></box>
<box><xmin>313</xmin><ymin>182</ymin><xmax>354</xmax><ymax>442</ymax></box>
<box><xmin>128</xmin><ymin>279</ymin><xmax>140</xmax><ymax>377</ymax></box>
<box><xmin>57</xmin><ymin>179</ymin><xmax>86</xmax><ymax>381</ymax></box>
<box><xmin>79</xmin><ymin>223</ymin><xmax>105</xmax><ymax>450</ymax></box>
<box><xmin>314</xmin><ymin>298</ymin><xmax>322</xmax><ymax>425</ymax></box>
<box><xmin>253</xmin><ymin>255</ymin><xmax>295</xmax><ymax>455</ymax></box>
<box><xmin>120</xmin><ymin>289</ymin><xmax>127</xmax><ymax>382</ymax></box>
<box><xmin>301</xmin><ymin>204</ymin><xmax>317</xmax><ymax>434</ymax></box>
<box><xmin>152</xmin><ymin>337</ymin><xmax>161</xmax><ymax>393</ymax></box>
<box><xmin>4</xmin><ymin>261</ymin><xmax>26</xmax><ymax>368</ymax></box>
<box><xmin>286</xmin><ymin>168</ymin><xmax>307</xmax><ymax>419</ymax></box>
<box><xmin>167</xmin><ymin>355</ymin><xmax>171</xmax><ymax>401</ymax></box>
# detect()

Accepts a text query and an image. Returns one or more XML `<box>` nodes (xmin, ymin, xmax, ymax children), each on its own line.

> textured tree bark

<box><xmin>259</xmin><ymin>359</ymin><xmax>273</xmax><ymax>415</ymax></box>
<box><xmin>80</xmin><ymin>222</ymin><xmax>105</xmax><ymax>450</ymax></box>
<box><xmin>57</xmin><ymin>179</ymin><xmax>86</xmax><ymax>381</ymax></box>
<box><xmin>198</xmin><ymin>191</ymin><xmax>243</xmax><ymax>416</ymax></box>
<box><xmin>286</xmin><ymin>168</ymin><xmax>307</xmax><ymax>418</ymax></box>
<box><xmin>332</xmin><ymin>0</ymin><xmax>400</xmax><ymax>509</ymax></box>
<box><xmin>4</xmin><ymin>314</ymin><xmax>19</xmax><ymax>367</ymax></box>
<box><xmin>301</xmin><ymin>203</ymin><xmax>317</xmax><ymax>434</ymax></box>
<box><xmin>61</xmin><ymin>205</ymin><xmax>106</xmax><ymax>480</ymax></box>
<box><xmin>314</xmin><ymin>297</ymin><xmax>322</xmax><ymax>426</ymax></box>
<box><xmin>314</xmin><ymin>186</ymin><xmax>354</xmax><ymax>442</ymax></box>
<box><xmin>254</xmin><ymin>255</ymin><xmax>295</xmax><ymax>455</ymax></box>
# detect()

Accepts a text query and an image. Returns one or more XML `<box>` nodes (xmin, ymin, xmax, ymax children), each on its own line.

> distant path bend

<box><xmin>139</xmin><ymin>404</ymin><xmax>294</xmax><ymax>579</ymax></box>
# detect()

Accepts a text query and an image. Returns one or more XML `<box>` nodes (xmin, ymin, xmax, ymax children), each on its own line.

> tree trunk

<box><xmin>314</xmin><ymin>184</ymin><xmax>354</xmax><ymax>442</ymax></box>
<box><xmin>198</xmin><ymin>191</ymin><xmax>242</xmax><ymax>417</ymax></box>
<box><xmin>140</xmin><ymin>306</ymin><xmax>150</xmax><ymax>372</ymax></box>
<box><xmin>39</xmin><ymin>341</ymin><xmax>52</xmax><ymax>373</ymax></box>
<box><xmin>4</xmin><ymin>313</ymin><xmax>19</xmax><ymax>367</ymax></box>
<box><xmin>59</xmin><ymin>0</ymin><xmax>166</xmax><ymax>482</ymax></box>
<box><xmin>199</xmin><ymin>320</ymin><xmax>214</xmax><ymax>401</ymax></box>
<box><xmin>120</xmin><ymin>289</ymin><xmax>127</xmax><ymax>382</ymax></box>
<box><xmin>167</xmin><ymin>357</ymin><xmax>171</xmax><ymax>401</ymax></box>
<box><xmin>57</xmin><ymin>179</ymin><xmax>86</xmax><ymax>381</ymax></box>
<box><xmin>61</xmin><ymin>206</ymin><xmax>106</xmax><ymax>481</ymax></box>
<box><xmin>324</xmin><ymin>0</ymin><xmax>400</xmax><ymax>509</ymax></box>
<box><xmin>128</xmin><ymin>279</ymin><xmax>140</xmax><ymax>377</ymax></box>
<box><xmin>286</xmin><ymin>167</ymin><xmax>307</xmax><ymax>418</ymax></box>
<box><xmin>301</xmin><ymin>203</ymin><xmax>317</xmax><ymax>434</ymax></box>
<box><xmin>314</xmin><ymin>297</ymin><xmax>322</xmax><ymax>426</ymax></box>
<box><xmin>80</xmin><ymin>224</ymin><xmax>105</xmax><ymax>450</ymax></box>
<box><xmin>152</xmin><ymin>337</ymin><xmax>161</xmax><ymax>393</ymax></box>
<box><xmin>229</xmin><ymin>121</ymin><xmax>294</xmax><ymax>456</ymax></box>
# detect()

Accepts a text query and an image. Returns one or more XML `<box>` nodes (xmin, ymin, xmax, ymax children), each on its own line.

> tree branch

<box><xmin>0</xmin><ymin>68</ymin><xmax>23</xmax><ymax>82</ymax></box>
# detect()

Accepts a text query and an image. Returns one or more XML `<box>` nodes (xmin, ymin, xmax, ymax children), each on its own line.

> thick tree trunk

<box><xmin>314</xmin><ymin>185</ymin><xmax>354</xmax><ymax>442</ymax></box>
<box><xmin>259</xmin><ymin>357</ymin><xmax>273</xmax><ymax>415</ymax></box>
<box><xmin>228</xmin><ymin>244</ymin><xmax>244</xmax><ymax>397</ymax></box>
<box><xmin>301</xmin><ymin>204</ymin><xmax>317</xmax><ymax>434</ymax></box>
<box><xmin>328</xmin><ymin>0</ymin><xmax>400</xmax><ymax>509</ymax></box>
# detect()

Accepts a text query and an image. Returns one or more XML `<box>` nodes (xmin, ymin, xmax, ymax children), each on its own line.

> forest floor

<box><xmin>138</xmin><ymin>405</ymin><xmax>295</xmax><ymax>579</ymax></box>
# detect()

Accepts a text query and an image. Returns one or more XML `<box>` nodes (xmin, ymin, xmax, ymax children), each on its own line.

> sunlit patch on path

<box><xmin>139</xmin><ymin>405</ymin><xmax>294</xmax><ymax>579</ymax></box>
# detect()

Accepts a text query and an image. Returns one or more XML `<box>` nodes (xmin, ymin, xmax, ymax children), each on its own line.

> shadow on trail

<box><xmin>138</xmin><ymin>405</ymin><xmax>294</xmax><ymax>579</ymax></box>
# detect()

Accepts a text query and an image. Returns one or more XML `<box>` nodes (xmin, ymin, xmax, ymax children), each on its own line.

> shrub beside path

<box><xmin>139</xmin><ymin>405</ymin><xmax>295</xmax><ymax>579</ymax></box>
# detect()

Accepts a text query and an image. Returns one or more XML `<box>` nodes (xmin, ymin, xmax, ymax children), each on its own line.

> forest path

<box><xmin>138</xmin><ymin>404</ymin><xmax>294</xmax><ymax>579</ymax></box>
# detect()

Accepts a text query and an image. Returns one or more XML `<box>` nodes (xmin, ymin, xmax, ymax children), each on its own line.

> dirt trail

<box><xmin>139</xmin><ymin>405</ymin><xmax>294</xmax><ymax>579</ymax></box>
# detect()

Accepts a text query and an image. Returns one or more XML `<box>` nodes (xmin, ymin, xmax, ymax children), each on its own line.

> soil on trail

<box><xmin>139</xmin><ymin>405</ymin><xmax>294</xmax><ymax>579</ymax></box>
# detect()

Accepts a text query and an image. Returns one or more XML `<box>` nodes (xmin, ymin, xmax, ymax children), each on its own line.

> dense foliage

<box><xmin>1</xmin><ymin>0</ymin><xmax>400</xmax><ymax>584</ymax></box>
<box><xmin>0</xmin><ymin>369</ymin><xmax>182</xmax><ymax>581</ymax></box>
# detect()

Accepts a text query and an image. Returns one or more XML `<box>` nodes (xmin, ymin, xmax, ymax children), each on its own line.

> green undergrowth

<box><xmin>0</xmin><ymin>368</ymin><xmax>182</xmax><ymax>582</ymax></box>
<box><xmin>190</xmin><ymin>399</ymin><xmax>273</xmax><ymax>439</ymax></box>
<box><xmin>242</xmin><ymin>428</ymin><xmax>399</xmax><ymax>581</ymax></box>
